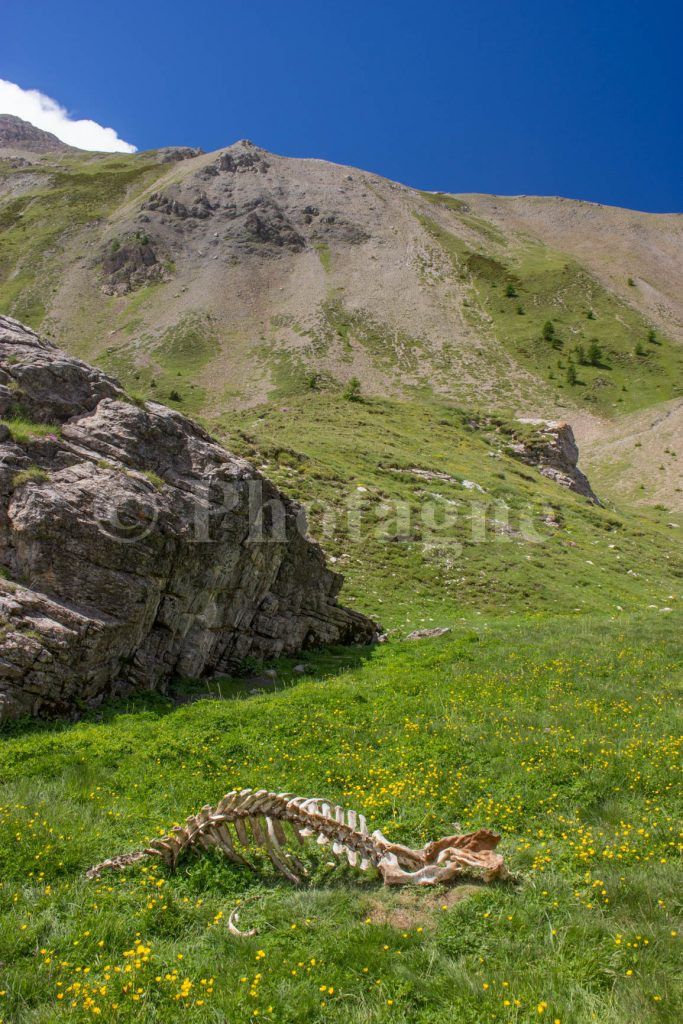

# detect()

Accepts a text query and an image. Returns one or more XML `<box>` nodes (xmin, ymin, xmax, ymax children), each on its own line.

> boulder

<box><xmin>0</xmin><ymin>315</ymin><xmax>376</xmax><ymax>720</ymax></box>
<box><xmin>511</xmin><ymin>419</ymin><xmax>600</xmax><ymax>504</ymax></box>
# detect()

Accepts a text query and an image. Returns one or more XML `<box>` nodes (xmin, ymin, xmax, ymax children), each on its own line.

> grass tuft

<box><xmin>12</xmin><ymin>465</ymin><xmax>50</xmax><ymax>487</ymax></box>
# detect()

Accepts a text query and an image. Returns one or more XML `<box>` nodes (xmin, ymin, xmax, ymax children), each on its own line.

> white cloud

<box><xmin>0</xmin><ymin>79</ymin><xmax>136</xmax><ymax>153</ymax></box>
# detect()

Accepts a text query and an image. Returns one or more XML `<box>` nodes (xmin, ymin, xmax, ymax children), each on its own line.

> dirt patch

<box><xmin>365</xmin><ymin>883</ymin><xmax>481</xmax><ymax>930</ymax></box>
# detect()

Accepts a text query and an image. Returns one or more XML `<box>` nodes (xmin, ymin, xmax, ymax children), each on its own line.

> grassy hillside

<box><xmin>0</xmin><ymin>154</ymin><xmax>166</xmax><ymax>326</ymax></box>
<box><xmin>217</xmin><ymin>393</ymin><xmax>682</xmax><ymax>624</ymax></box>
<box><xmin>1</xmin><ymin>612</ymin><xmax>681</xmax><ymax>1024</ymax></box>
<box><xmin>419</xmin><ymin>199</ymin><xmax>683</xmax><ymax>417</ymax></box>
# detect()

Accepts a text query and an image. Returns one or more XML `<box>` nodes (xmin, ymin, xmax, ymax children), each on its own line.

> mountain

<box><xmin>0</xmin><ymin>113</ymin><xmax>74</xmax><ymax>156</ymax></box>
<box><xmin>0</xmin><ymin>117</ymin><xmax>681</xmax><ymax>510</ymax></box>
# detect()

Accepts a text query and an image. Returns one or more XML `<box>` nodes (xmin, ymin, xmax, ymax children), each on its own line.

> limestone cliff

<box><xmin>0</xmin><ymin>316</ymin><xmax>375</xmax><ymax>719</ymax></box>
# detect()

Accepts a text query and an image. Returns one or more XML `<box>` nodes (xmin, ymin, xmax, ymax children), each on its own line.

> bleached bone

<box><xmin>228</xmin><ymin>896</ymin><xmax>259</xmax><ymax>938</ymax></box>
<box><xmin>86</xmin><ymin>788</ymin><xmax>508</xmax><ymax>888</ymax></box>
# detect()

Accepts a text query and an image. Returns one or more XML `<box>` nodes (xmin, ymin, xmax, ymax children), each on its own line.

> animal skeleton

<box><xmin>87</xmin><ymin>788</ymin><xmax>507</xmax><ymax>892</ymax></box>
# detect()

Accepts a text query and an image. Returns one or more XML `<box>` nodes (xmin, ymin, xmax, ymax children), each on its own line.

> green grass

<box><xmin>314</xmin><ymin>243</ymin><xmax>332</xmax><ymax>273</ymax></box>
<box><xmin>140</xmin><ymin>470</ymin><xmax>166</xmax><ymax>492</ymax></box>
<box><xmin>419</xmin><ymin>192</ymin><xmax>508</xmax><ymax>246</ymax></box>
<box><xmin>420</xmin><ymin>191</ymin><xmax>468</xmax><ymax>213</ymax></box>
<box><xmin>0</xmin><ymin>612</ymin><xmax>680</xmax><ymax>1023</ymax></box>
<box><xmin>316</xmin><ymin>298</ymin><xmax>425</xmax><ymax>374</ymax></box>
<box><xmin>261</xmin><ymin>298</ymin><xmax>428</xmax><ymax>391</ymax></box>
<box><xmin>0</xmin><ymin>417</ymin><xmax>62</xmax><ymax>444</ymax></box>
<box><xmin>11</xmin><ymin>466</ymin><xmax>50</xmax><ymax>488</ymax></box>
<box><xmin>98</xmin><ymin>312</ymin><xmax>221</xmax><ymax>416</ymax></box>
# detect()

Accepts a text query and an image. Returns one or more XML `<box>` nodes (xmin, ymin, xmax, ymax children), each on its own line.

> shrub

<box><xmin>516</xmin><ymin>304</ymin><xmax>525</xmax><ymax>315</ymax></box>
<box><xmin>542</xmin><ymin>321</ymin><xmax>562</xmax><ymax>349</ymax></box>
<box><xmin>628</xmin><ymin>276</ymin><xmax>636</xmax><ymax>286</ymax></box>
<box><xmin>648</xmin><ymin>328</ymin><xmax>660</xmax><ymax>345</ymax></box>
<box><xmin>342</xmin><ymin>377</ymin><xmax>362</xmax><ymax>402</ymax></box>
<box><xmin>566</xmin><ymin>363</ymin><xmax>578</xmax><ymax>386</ymax></box>
<box><xmin>168</xmin><ymin>389</ymin><xmax>182</xmax><ymax>402</ymax></box>
<box><xmin>586</xmin><ymin>309</ymin><xmax>595</xmax><ymax>320</ymax></box>
<box><xmin>635</xmin><ymin>342</ymin><xmax>646</xmax><ymax>357</ymax></box>
<box><xmin>504</xmin><ymin>282</ymin><xmax>518</xmax><ymax>298</ymax></box>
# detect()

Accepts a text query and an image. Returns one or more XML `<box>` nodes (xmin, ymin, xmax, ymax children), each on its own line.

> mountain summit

<box><xmin>0</xmin><ymin>113</ymin><xmax>73</xmax><ymax>155</ymax></box>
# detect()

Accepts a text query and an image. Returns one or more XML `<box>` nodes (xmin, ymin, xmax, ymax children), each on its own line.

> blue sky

<box><xmin>3</xmin><ymin>0</ymin><xmax>682</xmax><ymax>211</ymax></box>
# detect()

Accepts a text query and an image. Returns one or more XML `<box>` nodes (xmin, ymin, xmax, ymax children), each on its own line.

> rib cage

<box><xmin>87</xmin><ymin>788</ymin><xmax>507</xmax><ymax>887</ymax></box>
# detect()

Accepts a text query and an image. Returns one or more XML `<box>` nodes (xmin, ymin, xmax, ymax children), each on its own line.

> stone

<box><xmin>0</xmin><ymin>315</ymin><xmax>376</xmax><ymax>720</ymax></box>
<box><xmin>405</xmin><ymin>627</ymin><xmax>450</xmax><ymax>641</ymax></box>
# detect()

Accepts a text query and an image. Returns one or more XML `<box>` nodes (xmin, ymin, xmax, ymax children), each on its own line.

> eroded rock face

<box><xmin>0</xmin><ymin>114</ymin><xmax>73</xmax><ymax>155</ymax></box>
<box><xmin>100</xmin><ymin>237</ymin><xmax>164</xmax><ymax>296</ymax></box>
<box><xmin>510</xmin><ymin>419</ymin><xmax>600</xmax><ymax>504</ymax></box>
<box><xmin>98</xmin><ymin>138</ymin><xmax>371</xmax><ymax>292</ymax></box>
<box><xmin>0</xmin><ymin>316</ymin><xmax>375</xmax><ymax>720</ymax></box>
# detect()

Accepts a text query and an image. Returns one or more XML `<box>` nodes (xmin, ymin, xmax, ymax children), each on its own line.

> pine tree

<box><xmin>588</xmin><ymin>339</ymin><xmax>603</xmax><ymax>367</ymax></box>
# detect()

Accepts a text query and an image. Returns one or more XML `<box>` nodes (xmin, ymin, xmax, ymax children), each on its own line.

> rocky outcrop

<box><xmin>155</xmin><ymin>147</ymin><xmax>204</xmax><ymax>164</ymax></box>
<box><xmin>142</xmin><ymin>190</ymin><xmax>216</xmax><ymax>220</ymax></box>
<box><xmin>121</xmin><ymin>139</ymin><xmax>369</xmax><ymax>268</ymax></box>
<box><xmin>508</xmin><ymin>419</ymin><xmax>600</xmax><ymax>504</ymax></box>
<box><xmin>100</xmin><ymin>236</ymin><xmax>164</xmax><ymax>295</ymax></box>
<box><xmin>0</xmin><ymin>316</ymin><xmax>376</xmax><ymax>720</ymax></box>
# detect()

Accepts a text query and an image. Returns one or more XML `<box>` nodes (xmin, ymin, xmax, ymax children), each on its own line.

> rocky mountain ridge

<box><xmin>0</xmin><ymin>113</ymin><xmax>74</xmax><ymax>156</ymax></box>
